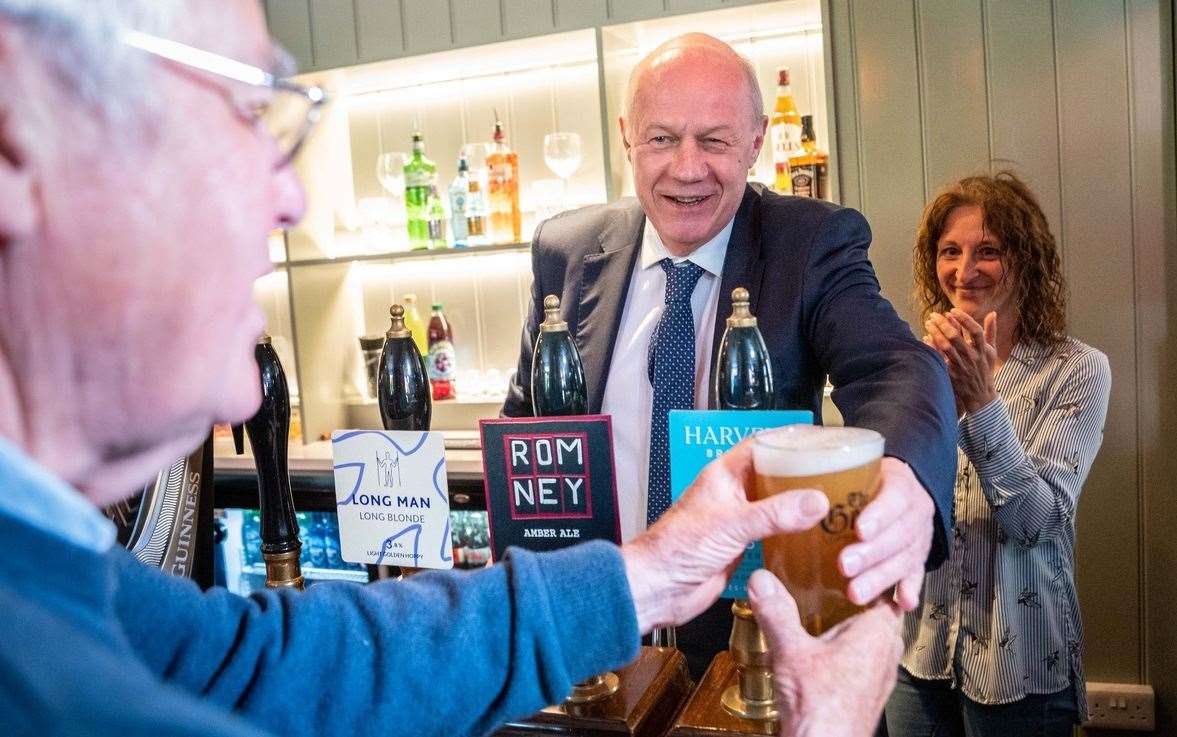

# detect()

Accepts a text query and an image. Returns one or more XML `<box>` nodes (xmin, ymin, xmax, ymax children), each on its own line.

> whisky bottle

<box><xmin>487</xmin><ymin>115</ymin><xmax>521</xmax><ymax>244</ymax></box>
<box><xmin>712</xmin><ymin>287</ymin><xmax>775</xmax><ymax>410</ymax></box>
<box><xmin>377</xmin><ymin>304</ymin><xmax>432</xmax><ymax>431</ymax></box>
<box><xmin>788</xmin><ymin>115</ymin><xmax>829</xmax><ymax>200</ymax></box>
<box><xmin>769</xmin><ymin>67</ymin><xmax>802</xmax><ymax>194</ymax></box>
<box><xmin>530</xmin><ymin>295</ymin><xmax>587</xmax><ymax>417</ymax></box>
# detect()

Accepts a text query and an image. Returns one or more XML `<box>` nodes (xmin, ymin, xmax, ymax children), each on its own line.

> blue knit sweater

<box><xmin>0</xmin><ymin>508</ymin><xmax>639</xmax><ymax>737</ymax></box>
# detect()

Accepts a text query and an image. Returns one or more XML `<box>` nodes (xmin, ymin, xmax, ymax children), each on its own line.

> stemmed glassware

<box><xmin>542</xmin><ymin>132</ymin><xmax>582</xmax><ymax>209</ymax></box>
<box><xmin>374</xmin><ymin>152</ymin><xmax>409</xmax><ymax>251</ymax></box>
<box><xmin>376</xmin><ymin>152</ymin><xmax>406</xmax><ymax>195</ymax></box>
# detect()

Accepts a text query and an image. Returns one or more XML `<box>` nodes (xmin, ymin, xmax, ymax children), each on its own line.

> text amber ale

<box><xmin>751</xmin><ymin>425</ymin><xmax>884</xmax><ymax>635</ymax></box>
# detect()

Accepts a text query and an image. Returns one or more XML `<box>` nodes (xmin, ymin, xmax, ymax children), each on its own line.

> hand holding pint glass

<box><xmin>751</xmin><ymin>425</ymin><xmax>884</xmax><ymax>635</ymax></box>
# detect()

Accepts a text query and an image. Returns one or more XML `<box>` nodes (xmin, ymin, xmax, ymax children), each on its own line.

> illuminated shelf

<box><xmin>282</xmin><ymin>241</ymin><xmax>530</xmax><ymax>269</ymax></box>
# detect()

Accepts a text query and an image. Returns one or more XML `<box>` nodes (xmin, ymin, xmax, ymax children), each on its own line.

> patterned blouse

<box><xmin>900</xmin><ymin>337</ymin><xmax>1111</xmax><ymax>716</ymax></box>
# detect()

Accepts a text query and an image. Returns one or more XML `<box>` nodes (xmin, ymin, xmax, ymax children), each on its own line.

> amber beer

<box><xmin>751</xmin><ymin>425</ymin><xmax>884</xmax><ymax>635</ymax></box>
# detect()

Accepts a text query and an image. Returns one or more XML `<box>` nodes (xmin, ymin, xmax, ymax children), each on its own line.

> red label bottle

<box><xmin>427</xmin><ymin>303</ymin><xmax>456</xmax><ymax>400</ymax></box>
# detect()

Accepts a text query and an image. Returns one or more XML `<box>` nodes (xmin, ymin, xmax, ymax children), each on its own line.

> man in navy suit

<box><xmin>503</xmin><ymin>33</ymin><xmax>957</xmax><ymax>676</ymax></box>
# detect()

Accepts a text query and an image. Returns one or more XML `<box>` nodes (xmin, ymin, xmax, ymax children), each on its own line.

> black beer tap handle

<box><xmin>242</xmin><ymin>336</ymin><xmax>302</xmax><ymax>570</ymax></box>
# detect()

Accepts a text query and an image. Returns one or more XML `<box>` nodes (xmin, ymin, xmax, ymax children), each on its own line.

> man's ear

<box><xmin>618</xmin><ymin>116</ymin><xmax>632</xmax><ymax>163</ymax></box>
<box><xmin>0</xmin><ymin>24</ymin><xmax>38</xmax><ymax>243</ymax></box>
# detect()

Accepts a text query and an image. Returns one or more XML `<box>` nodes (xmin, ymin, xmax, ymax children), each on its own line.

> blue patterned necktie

<box><xmin>647</xmin><ymin>258</ymin><xmax>705</xmax><ymax>526</ymax></box>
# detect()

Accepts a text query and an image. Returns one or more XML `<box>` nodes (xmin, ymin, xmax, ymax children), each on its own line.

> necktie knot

<box><xmin>659</xmin><ymin>258</ymin><xmax>704</xmax><ymax>305</ymax></box>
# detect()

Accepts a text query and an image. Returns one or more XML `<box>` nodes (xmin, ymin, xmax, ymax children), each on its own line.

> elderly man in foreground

<box><xmin>0</xmin><ymin>2</ymin><xmax>902</xmax><ymax>736</ymax></box>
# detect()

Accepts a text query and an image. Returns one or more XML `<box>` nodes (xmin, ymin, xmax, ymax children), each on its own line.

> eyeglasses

<box><xmin>121</xmin><ymin>29</ymin><xmax>327</xmax><ymax>169</ymax></box>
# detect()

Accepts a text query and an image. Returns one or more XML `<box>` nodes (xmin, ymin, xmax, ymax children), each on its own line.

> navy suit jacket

<box><xmin>503</xmin><ymin>184</ymin><xmax>956</xmax><ymax>566</ymax></box>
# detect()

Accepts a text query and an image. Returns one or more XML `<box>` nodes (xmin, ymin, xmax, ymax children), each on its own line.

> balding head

<box><xmin>617</xmin><ymin>32</ymin><xmax>767</xmax><ymax>257</ymax></box>
<box><xmin>622</xmin><ymin>33</ymin><xmax>764</xmax><ymax>131</ymax></box>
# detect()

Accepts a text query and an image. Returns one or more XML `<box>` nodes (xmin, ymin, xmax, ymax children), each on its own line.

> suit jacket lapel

<box><xmin>709</xmin><ymin>185</ymin><xmax>765</xmax><ymax>407</ymax></box>
<box><xmin>576</xmin><ymin>201</ymin><xmax>644</xmax><ymax>414</ymax></box>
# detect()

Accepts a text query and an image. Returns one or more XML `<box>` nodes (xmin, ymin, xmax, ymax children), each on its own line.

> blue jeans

<box><xmin>885</xmin><ymin>668</ymin><xmax>1078</xmax><ymax>737</ymax></box>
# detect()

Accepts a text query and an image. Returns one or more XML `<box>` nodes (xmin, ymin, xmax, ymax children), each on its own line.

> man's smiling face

<box><xmin>621</xmin><ymin>44</ymin><xmax>765</xmax><ymax>257</ymax></box>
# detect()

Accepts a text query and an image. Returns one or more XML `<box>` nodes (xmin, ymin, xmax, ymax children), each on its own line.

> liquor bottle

<box><xmin>377</xmin><ymin>304</ymin><xmax>432</xmax><ymax>431</ymax></box>
<box><xmin>426</xmin><ymin>303</ymin><xmax>456</xmax><ymax>400</ymax></box>
<box><xmin>788</xmin><ymin>115</ymin><xmax>829</xmax><ymax>200</ymax></box>
<box><xmin>401</xmin><ymin>293</ymin><xmax>428</xmax><ymax>356</ymax></box>
<box><xmin>530</xmin><ymin>294</ymin><xmax>587</xmax><ymax>417</ymax></box>
<box><xmin>427</xmin><ymin>184</ymin><xmax>447</xmax><ymax>249</ymax></box>
<box><xmin>242</xmin><ymin>333</ymin><xmax>304</xmax><ymax>590</ymax></box>
<box><xmin>487</xmin><ymin>116</ymin><xmax>521</xmax><ymax>244</ymax></box>
<box><xmin>448</xmin><ymin>157</ymin><xmax>471</xmax><ymax>248</ymax></box>
<box><xmin>404</xmin><ymin>132</ymin><xmax>437</xmax><ymax>251</ymax></box>
<box><xmin>769</xmin><ymin>67</ymin><xmax>803</xmax><ymax>194</ymax></box>
<box><xmin>712</xmin><ymin>287</ymin><xmax>774</xmax><ymax>410</ymax></box>
<box><xmin>465</xmin><ymin>165</ymin><xmax>489</xmax><ymax>247</ymax></box>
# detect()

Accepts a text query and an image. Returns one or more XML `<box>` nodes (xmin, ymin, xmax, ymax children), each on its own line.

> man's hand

<box><xmin>620</xmin><ymin>440</ymin><xmax>829</xmax><ymax>633</ymax></box>
<box><xmin>838</xmin><ymin>457</ymin><xmax>934</xmax><ymax>610</ymax></box>
<box><xmin>748</xmin><ymin>569</ymin><xmax>903</xmax><ymax>737</ymax></box>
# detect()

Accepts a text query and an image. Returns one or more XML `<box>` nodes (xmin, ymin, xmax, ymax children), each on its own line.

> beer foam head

<box><xmin>752</xmin><ymin>425</ymin><xmax>884</xmax><ymax>477</ymax></box>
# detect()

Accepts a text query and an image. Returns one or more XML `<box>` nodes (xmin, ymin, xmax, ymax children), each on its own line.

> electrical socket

<box><xmin>1084</xmin><ymin>682</ymin><xmax>1155</xmax><ymax>731</ymax></box>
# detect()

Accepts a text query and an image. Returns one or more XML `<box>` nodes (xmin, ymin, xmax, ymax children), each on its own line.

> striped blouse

<box><xmin>900</xmin><ymin>337</ymin><xmax>1111</xmax><ymax>716</ymax></box>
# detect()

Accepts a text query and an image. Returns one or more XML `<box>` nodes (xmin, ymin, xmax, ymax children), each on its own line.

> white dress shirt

<box><xmin>600</xmin><ymin>217</ymin><xmax>734</xmax><ymax>542</ymax></box>
<box><xmin>0</xmin><ymin>437</ymin><xmax>116</xmax><ymax>553</ymax></box>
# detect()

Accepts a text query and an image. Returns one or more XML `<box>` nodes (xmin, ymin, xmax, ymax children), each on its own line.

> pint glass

<box><xmin>751</xmin><ymin>425</ymin><xmax>884</xmax><ymax>635</ymax></box>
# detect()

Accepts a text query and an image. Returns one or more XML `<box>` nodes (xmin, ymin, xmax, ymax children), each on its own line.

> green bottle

<box><xmin>427</xmin><ymin>184</ymin><xmax>447</xmax><ymax>249</ymax></box>
<box><xmin>403</xmin><ymin>132</ymin><xmax>436</xmax><ymax>251</ymax></box>
<box><xmin>713</xmin><ymin>287</ymin><xmax>775</xmax><ymax>410</ymax></box>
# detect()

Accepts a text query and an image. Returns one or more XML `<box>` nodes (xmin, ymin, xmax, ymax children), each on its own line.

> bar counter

<box><xmin>212</xmin><ymin>431</ymin><xmax>489</xmax><ymax>513</ymax></box>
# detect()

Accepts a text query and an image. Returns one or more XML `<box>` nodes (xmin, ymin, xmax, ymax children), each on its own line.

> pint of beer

<box><xmin>751</xmin><ymin>425</ymin><xmax>884</xmax><ymax>635</ymax></box>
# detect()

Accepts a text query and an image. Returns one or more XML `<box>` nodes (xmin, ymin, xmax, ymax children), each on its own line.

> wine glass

<box><xmin>542</xmin><ymin>132</ymin><xmax>583</xmax><ymax>209</ymax></box>
<box><xmin>376</xmin><ymin>152</ymin><xmax>406</xmax><ymax>194</ymax></box>
<box><xmin>375</xmin><ymin>152</ymin><xmax>409</xmax><ymax>249</ymax></box>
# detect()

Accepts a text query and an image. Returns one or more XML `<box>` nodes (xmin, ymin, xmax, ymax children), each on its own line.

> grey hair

<box><xmin>622</xmin><ymin>33</ymin><xmax>764</xmax><ymax>131</ymax></box>
<box><xmin>0</xmin><ymin>0</ymin><xmax>180</xmax><ymax>119</ymax></box>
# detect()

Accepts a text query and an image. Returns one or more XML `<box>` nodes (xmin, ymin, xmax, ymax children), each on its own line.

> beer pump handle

<box><xmin>242</xmin><ymin>334</ymin><xmax>304</xmax><ymax>590</ymax></box>
<box><xmin>378</xmin><ymin>304</ymin><xmax>432</xmax><ymax>432</ymax></box>
<box><xmin>531</xmin><ymin>295</ymin><xmax>588</xmax><ymax>417</ymax></box>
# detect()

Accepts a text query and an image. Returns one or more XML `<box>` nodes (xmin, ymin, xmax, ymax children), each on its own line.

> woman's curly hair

<box><xmin>913</xmin><ymin>171</ymin><xmax>1067</xmax><ymax>347</ymax></box>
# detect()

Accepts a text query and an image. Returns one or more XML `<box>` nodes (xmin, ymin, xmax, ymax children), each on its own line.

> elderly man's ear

<box><xmin>0</xmin><ymin>25</ymin><xmax>38</xmax><ymax>244</ymax></box>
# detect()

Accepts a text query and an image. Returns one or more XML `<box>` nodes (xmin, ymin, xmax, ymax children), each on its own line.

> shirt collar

<box><xmin>640</xmin><ymin>216</ymin><xmax>734</xmax><ymax>277</ymax></box>
<box><xmin>0</xmin><ymin>437</ymin><xmax>117</xmax><ymax>553</ymax></box>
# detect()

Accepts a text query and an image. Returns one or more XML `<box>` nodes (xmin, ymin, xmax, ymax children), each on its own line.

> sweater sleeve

<box><xmin>112</xmin><ymin>539</ymin><xmax>639</xmax><ymax>737</ymax></box>
<box><xmin>958</xmin><ymin>347</ymin><xmax>1111</xmax><ymax>545</ymax></box>
<box><xmin>804</xmin><ymin>207</ymin><xmax>959</xmax><ymax>568</ymax></box>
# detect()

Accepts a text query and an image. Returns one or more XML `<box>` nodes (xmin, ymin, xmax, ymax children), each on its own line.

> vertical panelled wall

<box><xmin>828</xmin><ymin>0</ymin><xmax>1176</xmax><ymax>732</ymax></box>
<box><xmin>264</xmin><ymin>0</ymin><xmax>777</xmax><ymax>73</ymax></box>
